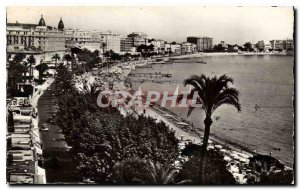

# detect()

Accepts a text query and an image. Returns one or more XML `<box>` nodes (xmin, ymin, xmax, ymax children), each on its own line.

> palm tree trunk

<box><xmin>200</xmin><ymin>115</ymin><xmax>213</xmax><ymax>184</ymax></box>
<box><xmin>23</xmin><ymin>72</ymin><xmax>26</xmax><ymax>85</ymax></box>
<box><xmin>29</xmin><ymin>65</ymin><xmax>32</xmax><ymax>82</ymax></box>
<box><xmin>39</xmin><ymin>71</ymin><xmax>42</xmax><ymax>83</ymax></box>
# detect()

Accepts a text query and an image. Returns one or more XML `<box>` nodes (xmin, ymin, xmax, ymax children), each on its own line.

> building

<box><xmin>170</xmin><ymin>44</ymin><xmax>182</xmax><ymax>54</ymax></box>
<box><xmin>283</xmin><ymin>39</ymin><xmax>294</xmax><ymax>50</ymax></box>
<box><xmin>93</xmin><ymin>31</ymin><xmax>121</xmax><ymax>53</ymax></box>
<box><xmin>65</xmin><ymin>29</ymin><xmax>101</xmax><ymax>51</ymax></box>
<box><xmin>187</xmin><ymin>36</ymin><xmax>213</xmax><ymax>51</ymax></box>
<box><xmin>120</xmin><ymin>32</ymin><xmax>148</xmax><ymax>53</ymax></box>
<box><xmin>127</xmin><ymin>32</ymin><xmax>148</xmax><ymax>47</ymax></box>
<box><xmin>6</xmin><ymin>15</ymin><xmax>66</xmax><ymax>63</ymax></box>
<box><xmin>270</xmin><ymin>40</ymin><xmax>282</xmax><ymax>50</ymax></box>
<box><xmin>220</xmin><ymin>41</ymin><xmax>228</xmax><ymax>48</ymax></box>
<box><xmin>181</xmin><ymin>42</ymin><xmax>196</xmax><ymax>54</ymax></box>
<box><xmin>149</xmin><ymin>39</ymin><xmax>165</xmax><ymax>53</ymax></box>
<box><xmin>256</xmin><ymin>40</ymin><xmax>272</xmax><ymax>51</ymax></box>
<box><xmin>270</xmin><ymin>39</ymin><xmax>293</xmax><ymax>51</ymax></box>
<box><xmin>120</xmin><ymin>37</ymin><xmax>134</xmax><ymax>52</ymax></box>
<box><xmin>6</xmin><ymin>97</ymin><xmax>46</xmax><ymax>184</ymax></box>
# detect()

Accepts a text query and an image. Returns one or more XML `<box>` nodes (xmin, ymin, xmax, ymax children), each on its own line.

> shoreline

<box><xmin>75</xmin><ymin>56</ymin><xmax>292</xmax><ymax>184</ymax></box>
<box><xmin>96</xmin><ymin>59</ymin><xmax>258</xmax><ymax>183</ymax></box>
<box><xmin>131</xmin><ymin>105</ymin><xmax>253</xmax><ymax>183</ymax></box>
<box><xmin>167</xmin><ymin>51</ymin><xmax>291</xmax><ymax>60</ymax></box>
<box><xmin>126</xmin><ymin>56</ymin><xmax>293</xmax><ymax>168</ymax></box>
<box><xmin>95</xmin><ymin>58</ymin><xmax>283</xmax><ymax>162</ymax></box>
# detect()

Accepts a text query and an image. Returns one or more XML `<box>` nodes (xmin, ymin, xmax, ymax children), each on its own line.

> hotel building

<box><xmin>127</xmin><ymin>32</ymin><xmax>148</xmax><ymax>47</ymax></box>
<box><xmin>187</xmin><ymin>36</ymin><xmax>213</xmax><ymax>51</ymax></box>
<box><xmin>65</xmin><ymin>29</ymin><xmax>102</xmax><ymax>52</ymax></box>
<box><xmin>6</xmin><ymin>15</ymin><xmax>66</xmax><ymax>63</ymax></box>
<box><xmin>120</xmin><ymin>37</ymin><xmax>134</xmax><ymax>52</ymax></box>
<box><xmin>92</xmin><ymin>31</ymin><xmax>121</xmax><ymax>53</ymax></box>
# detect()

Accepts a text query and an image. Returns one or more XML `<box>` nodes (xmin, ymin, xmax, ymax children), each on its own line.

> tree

<box><xmin>111</xmin><ymin>52</ymin><xmax>121</xmax><ymax>61</ymax></box>
<box><xmin>21</xmin><ymin>60</ymin><xmax>30</xmax><ymax>84</ymax></box>
<box><xmin>7</xmin><ymin>54</ymin><xmax>27</xmax><ymax>93</ymax></box>
<box><xmin>179</xmin><ymin>144</ymin><xmax>236</xmax><ymax>184</ymax></box>
<box><xmin>135</xmin><ymin>160</ymin><xmax>187</xmax><ymax>184</ymax></box>
<box><xmin>137</xmin><ymin>44</ymin><xmax>154</xmax><ymax>57</ymax></box>
<box><xmin>180</xmin><ymin>74</ymin><xmax>241</xmax><ymax>183</ymax></box>
<box><xmin>35</xmin><ymin>63</ymin><xmax>49</xmax><ymax>83</ymax></box>
<box><xmin>51</xmin><ymin>53</ymin><xmax>61</xmax><ymax>69</ymax></box>
<box><xmin>113</xmin><ymin>158</ymin><xmax>189</xmax><ymax>184</ymax></box>
<box><xmin>124</xmin><ymin>53</ymin><xmax>131</xmax><ymax>61</ymax></box>
<box><xmin>244</xmin><ymin>42</ymin><xmax>253</xmax><ymax>52</ymax></box>
<box><xmin>213</xmin><ymin>44</ymin><xmax>225</xmax><ymax>52</ymax></box>
<box><xmin>26</xmin><ymin>55</ymin><xmax>36</xmax><ymax>79</ymax></box>
<box><xmin>93</xmin><ymin>50</ymin><xmax>100</xmax><ymax>57</ymax></box>
<box><xmin>12</xmin><ymin>53</ymin><xmax>26</xmax><ymax>64</ymax></box>
<box><xmin>246</xmin><ymin>154</ymin><xmax>293</xmax><ymax>184</ymax></box>
<box><xmin>63</xmin><ymin>54</ymin><xmax>72</xmax><ymax>67</ymax></box>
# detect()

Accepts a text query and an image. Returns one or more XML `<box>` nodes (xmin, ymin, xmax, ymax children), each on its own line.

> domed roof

<box><xmin>58</xmin><ymin>17</ymin><xmax>64</xmax><ymax>31</ymax></box>
<box><xmin>38</xmin><ymin>15</ymin><xmax>46</xmax><ymax>26</ymax></box>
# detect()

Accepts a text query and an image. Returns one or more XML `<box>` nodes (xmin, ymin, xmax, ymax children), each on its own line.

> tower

<box><xmin>38</xmin><ymin>14</ymin><xmax>46</xmax><ymax>26</ymax></box>
<box><xmin>58</xmin><ymin>17</ymin><xmax>64</xmax><ymax>31</ymax></box>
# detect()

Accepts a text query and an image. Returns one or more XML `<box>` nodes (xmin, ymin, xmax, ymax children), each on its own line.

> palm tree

<box><xmin>7</xmin><ymin>54</ymin><xmax>27</xmax><ymax>93</ymax></box>
<box><xmin>51</xmin><ymin>53</ymin><xmax>60</xmax><ymax>69</ymax></box>
<box><xmin>63</xmin><ymin>54</ymin><xmax>72</xmax><ymax>68</ymax></box>
<box><xmin>35</xmin><ymin>63</ymin><xmax>49</xmax><ymax>83</ymax></box>
<box><xmin>26</xmin><ymin>55</ymin><xmax>36</xmax><ymax>80</ymax></box>
<box><xmin>137</xmin><ymin>160</ymin><xmax>189</xmax><ymax>184</ymax></box>
<box><xmin>181</xmin><ymin>74</ymin><xmax>241</xmax><ymax>184</ymax></box>
<box><xmin>21</xmin><ymin>61</ymin><xmax>30</xmax><ymax>84</ymax></box>
<box><xmin>113</xmin><ymin>158</ymin><xmax>189</xmax><ymax>184</ymax></box>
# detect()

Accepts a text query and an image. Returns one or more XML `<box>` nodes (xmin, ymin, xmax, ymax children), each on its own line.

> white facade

<box><xmin>65</xmin><ymin>29</ymin><xmax>101</xmax><ymax>51</ymax></box>
<box><xmin>94</xmin><ymin>31</ymin><xmax>121</xmax><ymax>53</ymax></box>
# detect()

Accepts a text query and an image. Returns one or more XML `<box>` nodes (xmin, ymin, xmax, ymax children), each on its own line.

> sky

<box><xmin>6</xmin><ymin>6</ymin><xmax>294</xmax><ymax>45</ymax></box>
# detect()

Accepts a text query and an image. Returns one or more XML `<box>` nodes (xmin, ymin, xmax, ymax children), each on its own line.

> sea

<box><xmin>130</xmin><ymin>55</ymin><xmax>294</xmax><ymax>167</ymax></box>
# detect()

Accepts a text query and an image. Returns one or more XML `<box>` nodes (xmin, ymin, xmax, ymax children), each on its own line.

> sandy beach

<box><xmin>76</xmin><ymin>58</ymin><xmax>257</xmax><ymax>184</ymax></box>
<box><xmin>71</xmin><ymin>54</ymin><xmax>293</xmax><ymax>184</ymax></box>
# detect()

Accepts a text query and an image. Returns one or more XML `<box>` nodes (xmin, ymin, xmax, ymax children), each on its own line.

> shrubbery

<box><xmin>246</xmin><ymin>154</ymin><xmax>294</xmax><ymax>184</ymax></box>
<box><xmin>53</xmin><ymin>65</ymin><xmax>179</xmax><ymax>183</ymax></box>
<box><xmin>178</xmin><ymin>143</ymin><xmax>236</xmax><ymax>185</ymax></box>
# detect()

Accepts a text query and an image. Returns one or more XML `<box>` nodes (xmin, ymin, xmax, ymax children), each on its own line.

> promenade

<box><xmin>37</xmin><ymin>82</ymin><xmax>80</xmax><ymax>183</ymax></box>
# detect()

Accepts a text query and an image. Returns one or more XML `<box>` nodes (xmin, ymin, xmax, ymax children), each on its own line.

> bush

<box><xmin>246</xmin><ymin>154</ymin><xmax>294</xmax><ymax>184</ymax></box>
<box><xmin>111</xmin><ymin>157</ymin><xmax>149</xmax><ymax>184</ymax></box>
<box><xmin>178</xmin><ymin>145</ymin><xmax>236</xmax><ymax>185</ymax></box>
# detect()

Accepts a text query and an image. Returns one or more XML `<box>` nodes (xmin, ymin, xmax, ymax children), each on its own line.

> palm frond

<box><xmin>183</xmin><ymin>74</ymin><xmax>240</xmax><ymax>116</ymax></box>
<box><xmin>187</xmin><ymin>105</ymin><xmax>196</xmax><ymax>117</ymax></box>
<box><xmin>183</xmin><ymin>74</ymin><xmax>206</xmax><ymax>90</ymax></box>
<box><xmin>212</xmin><ymin>88</ymin><xmax>241</xmax><ymax>113</ymax></box>
<box><xmin>176</xmin><ymin>179</ymin><xmax>192</xmax><ymax>184</ymax></box>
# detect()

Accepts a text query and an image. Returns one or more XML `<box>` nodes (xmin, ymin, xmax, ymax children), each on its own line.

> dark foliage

<box><xmin>35</xmin><ymin>63</ymin><xmax>49</xmax><ymax>83</ymax></box>
<box><xmin>53</xmin><ymin>65</ymin><xmax>179</xmax><ymax>183</ymax></box>
<box><xmin>178</xmin><ymin>145</ymin><xmax>236</xmax><ymax>185</ymax></box>
<box><xmin>246</xmin><ymin>154</ymin><xmax>293</xmax><ymax>184</ymax></box>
